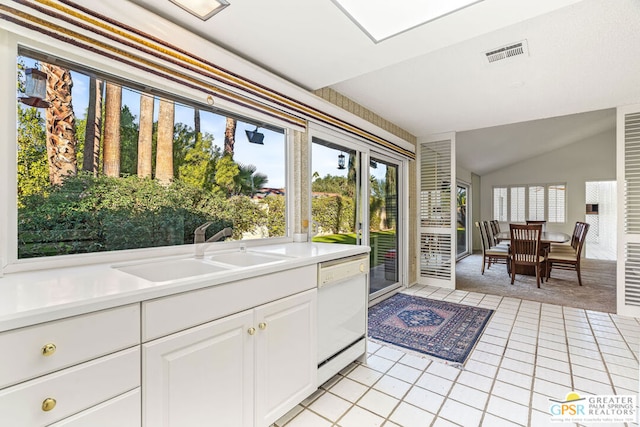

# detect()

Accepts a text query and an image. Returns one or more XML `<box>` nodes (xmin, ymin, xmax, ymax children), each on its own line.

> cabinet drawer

<box><xmin>0</xmin><ymin>304</ymin><xmax>140</xmax><ymax>388</ymax></box>
<box><xmin>0</xmin><ymin>347</ymin><xmax>140</xmax><ymax>427</ymax></box>
<box><xmin>143</xmin><ymin>265</ymin><xmax>316</xmax><ymax>341</ymax></box>
<box><xmin>49</xmin><ymin>388</ymin><xmax>141</xmax><ymax>427</ymax></box>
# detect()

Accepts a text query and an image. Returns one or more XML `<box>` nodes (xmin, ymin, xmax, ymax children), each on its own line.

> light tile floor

<box><xmin>274</xmin><ymin>285</ymin><xmax>640</xmax><ymax>427</ymax></box>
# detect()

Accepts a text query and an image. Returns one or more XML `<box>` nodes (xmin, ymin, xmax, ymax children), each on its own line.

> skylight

<box><xmin>332</xmin><ymin>0</ymin><xmax>483</xmax><ymax>43</ymax></box>
<box><xmin>169</xmin><ymin>0</ymin><xmax>229</xmax><ymax>20</ymax></box>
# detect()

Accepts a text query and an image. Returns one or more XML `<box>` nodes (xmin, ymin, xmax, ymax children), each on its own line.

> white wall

<box><xmin>480</xmin><ymin>129</ymin><xmax>616</xmax><ymax>236</ymax></box>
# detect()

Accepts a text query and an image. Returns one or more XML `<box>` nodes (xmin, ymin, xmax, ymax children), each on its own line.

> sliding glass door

<box><xmin>456</xmin><ymin>182</ymin><xmax>470</xmax><ymax>259</ymax></box>
<box><xmin>369</xmin><ymin>156</ymin><xmax>401</xmax><ymax>298</ymax></box>
<box><xmin>311</xmin><ymin>135</ymin><xmax>404</xmax><ymax>299</ymax></box>
<box><xmin>311</xmin><ymin>138</ymin><xmax>360</xmax><ymax>246</ymax></box>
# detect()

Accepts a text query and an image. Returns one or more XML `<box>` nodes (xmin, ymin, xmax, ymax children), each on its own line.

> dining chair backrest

<box><xmin>526</xmin><ymin>220</ymin><xmax>547</xmax><ymax>232</ymax></box>
<box><xmin>475</xmin><ymin>221</ymin><xmax>490</xmax><ymax>252</ymax></box>
<box><xmin>490</xmin><ymin>220</ymin><xmax>501</xmax><ymax>236</ymax></box>
<box><xmin>510</xmin><ymin>223</ymin><xmax>542</xmax><ymax>264</ymax></box>
<box><xmin>483</xmin><ymin>221</ymin><xmax>498</xmax><ymax>247</ymax></box>
<box><xmin>574</xmin><ymin>222</ymin><xmax>590</xmax><ymax>257</ymax></box>
<box><xmin>567</xmin><ymin>221</ymin><xmax>582</xmax><ymax>250</ymax></box>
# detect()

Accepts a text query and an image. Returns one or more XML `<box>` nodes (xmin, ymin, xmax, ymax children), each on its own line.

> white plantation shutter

<box><xmin>620</xmin><ymin>106</ymin><xmax>640</xmax><ymax>316</ymax></box>
<box><xmin>493</xmin><ymin>187</ymin><xmax>507</xmax><ymax>221</ymax></box>
<box><xmin>510</xmin><ymin>186</ymin><xmax>525</xmax><ymax>222</ymax></box>
<box><xmin>528</xmin><ymin>185</ymin><xmax>545</xmax><ymax>220</ymax></box>
<box><xmin>548</xmin><ymin>184</ymin><xmax>566</xmax><ymax>223</ymax></box>
<box><xmin>418</xmin><ymin>137</ymin><xmax>455</xmax><ymax>287</ymax></box>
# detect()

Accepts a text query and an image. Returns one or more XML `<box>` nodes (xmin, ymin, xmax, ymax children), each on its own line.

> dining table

<box><xmin>495</xmin><ymin>230</ymin><xmax>571</xmax><ymax>276</ymax></box>
<box><xmin>495</xmin><ymin>230</ymin><xmax>571</xmax><ymax>245</ymax></box>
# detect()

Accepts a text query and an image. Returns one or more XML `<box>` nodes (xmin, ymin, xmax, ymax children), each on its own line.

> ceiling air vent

<box><xmin>485</xmin><ymin>40</ymin><xmax>528</xmax><ymax>63</ymax></box>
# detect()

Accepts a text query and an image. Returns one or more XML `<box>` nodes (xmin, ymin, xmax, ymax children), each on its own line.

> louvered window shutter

<box><xmin>510</xmin><ymin>186</ymin><xmax>526</xmax><ymax>222</ymax></box>
<box><xmin>419</xmin><ymin>138</ymin><xmax>455</xmax><ymax>286</ymax></box>
<box><xmin>493</xmin><ymin>187</ymin><xmax>508</xmax><ymax>221</ymax></box>
<box><xmin>528</xmin><ymin>185</ymin><xmax>545</xmax><ymax>220</ymax></box>
<box><xmin>621</xmin><ymin>106</ymin><xmax>640</xmax><ymax>315</ymax></box>
<box><xmin>548</xmin><ymin>184</ymin><xmax>566</xmax><ymax>223</ymax></box>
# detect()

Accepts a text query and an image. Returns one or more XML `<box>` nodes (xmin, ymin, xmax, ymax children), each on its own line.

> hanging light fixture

<box><xmin>245</xmin><ymin>126</ymin><xmax>264</xmax><ymax>145</ymax></box>
<box><xmin>19</xmin><ymin>67</ymin><xmax>50</xmax><ymax>108</ymax></box>
<box><xmin>337</xmin><ymin>152</ymin><xmax>346</xmax><ymax>170</ymax></box>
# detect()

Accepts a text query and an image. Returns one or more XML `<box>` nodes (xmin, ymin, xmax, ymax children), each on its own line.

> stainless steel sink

<box><xmin>116</xmin><ymin>258</ymin><xmax>230</xmax><ymax>282</ymax></box>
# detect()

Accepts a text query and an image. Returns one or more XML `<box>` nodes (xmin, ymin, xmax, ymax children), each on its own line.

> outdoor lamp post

<box><xmin>19</xmin><ymin>68</ymin><xmax>50</xmax><ymax>108</ymax></box>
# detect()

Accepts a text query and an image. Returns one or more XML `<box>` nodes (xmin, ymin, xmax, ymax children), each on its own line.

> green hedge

<box><xmin>18</xmin><ymin>174</ymin><xmax>284</xmax><ymax>258</ymax></box>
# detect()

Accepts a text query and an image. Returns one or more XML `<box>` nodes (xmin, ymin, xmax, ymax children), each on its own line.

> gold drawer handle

<box><xmin>41</xmin><ymin>343</ymin><xmax>56</xmax><ymax>356</ymax></box>
<box><xmin>258</xmin><ymin>322</ymin><xmax>267</xmax><ymax>330</ymax></box>
<box><xmin>42</xmin><ymin>398</ymin><xmax>56</xmax><ymax>412</ymax></box>
<box><xmin>248</xmin><ymin>327</ymin><xmax>256</xmax><ymax>335</ymax></box>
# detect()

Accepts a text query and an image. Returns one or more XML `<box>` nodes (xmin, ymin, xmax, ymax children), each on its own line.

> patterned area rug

<box><xmin>368</xmin><ymin>294</ymin><xmax>493</xmax><ymax>364</ymax></box>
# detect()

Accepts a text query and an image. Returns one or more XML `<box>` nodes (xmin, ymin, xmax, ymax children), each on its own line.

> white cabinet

<box><xmin>255</xmin><ymin>290</ymin><xmax>317</xmax><ymax>426</ymax></box>
<box><xmin>0</xmin><ymin>306</ymin><xmax>141</xmax><ymax>427</ymax></box>
<box><xmin>143</xmin><ymin>310</ymin><xmax>254</xmax><ymax>427</ymax></box>
<box><xmin>143</xmin><ymin>289</ymin><xmax>317</xmax><ymax>427</ymax></box>
<box><xmin>48</xmin><ymin>388</ymin><xmax>141</xmax><ymax>427</ymax></box>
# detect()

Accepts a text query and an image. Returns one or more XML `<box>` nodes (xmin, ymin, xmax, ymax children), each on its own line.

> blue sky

<box><xmin>20</xmin><ymin>58</ymin><xmax>386</xmax><ymax>189</ymax></box>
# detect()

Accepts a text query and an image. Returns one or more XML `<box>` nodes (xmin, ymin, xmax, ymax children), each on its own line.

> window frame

<box><xmin>3</xmin><ymin>36</ymin><xmax>295</xmax><ymax>274</ymax></box>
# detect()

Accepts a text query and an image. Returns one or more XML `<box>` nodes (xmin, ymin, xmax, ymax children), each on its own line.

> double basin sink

<box><xmin>115</xmin><ymin>249</ymin><xmax>291</xmax><ymax>283</ymax></box>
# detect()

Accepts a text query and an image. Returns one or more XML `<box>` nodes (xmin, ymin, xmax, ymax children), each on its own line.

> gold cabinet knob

<box><xmin>248</xmin><ymin>327</ymin><xmax>256</xmax><ymax>335</ymax></box>
<box><xmin>41</xmin><ymin>343</ymin><xmax>56</xmax><ymax>356</ymax></box>
<box><xmin>42</xmin><ymin>398</ymin><xmax>56</xmax><ymax>412</ymax></box>
<box><xmin>258</xmin><ymin>322</ymin><xmax>267</xmax><ymax>330</ymax></box>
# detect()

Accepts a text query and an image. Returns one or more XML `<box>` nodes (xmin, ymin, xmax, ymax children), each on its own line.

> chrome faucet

<box><xmin>194</xmin><ymin>222</ymin><xmax>233</xmax><ymax>258</ymax></box>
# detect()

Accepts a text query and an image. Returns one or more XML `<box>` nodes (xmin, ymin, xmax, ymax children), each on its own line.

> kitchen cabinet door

<box><xmin>254</xmin><ymin>289</ymin><xmax>317</xmax><ymax>426</ymax></box>
<box><xmin>143</xmin><ymin>310</ymin><xmax>254</xmax><ymax>427</ymax></box>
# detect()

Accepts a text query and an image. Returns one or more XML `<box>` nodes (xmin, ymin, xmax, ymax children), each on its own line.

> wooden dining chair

<box><xmin>483</xmin><ymin>221</ymin><xmax>509</xmax><ymax>250</ymax></box>
<box><xmin>509</xmin><ymin>223</ymin><xmax>546</xmax><ymax>288</ymax></box>
<box><xmin>550</xmin><ymin>221</ymin><xmax>583</xmax><ymax>253</ymax></box>
<box><xmin>526</xmin><ymin>220</ymin><xmax>547</xmax><ymax>232</ymax></box>
<box><xmin>547</xmin><ymin>222</ymin><xmax>590</xmax><ymax>286</ymax></box>
<box><xmin>475</xmin><ymin>221</ymin><xmax>510</xmax><ymax>274</ymax></box>
<box><xmin>489</xmin><ymin>220</ymin><xmax>503</xmax><ymax>243</ymax></box>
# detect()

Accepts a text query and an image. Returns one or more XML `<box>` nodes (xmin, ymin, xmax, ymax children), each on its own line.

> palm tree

<box><xmin>224</xmin><ymin>117</ymin><xmax>236</xmax><ymax>155</ymax></box>
<box><xmin>103</xmin><ymin>82</ymin><xmax>121</xmax><ymax>177</ymax></box>
<box><xmin>137</xmin><ymin>93</ymin><xmax>154</xmax><ymax>178</ymax></box>
<box><xmin>235</xmin><ymin>163</ymin><xmax>268</xmax><ymax>196</ymax></box>
<box><xmin>155</xmin><ymin>98</ymin><xmax>175</xmax><ymax>184</ymax></box>
<box><xmin>82</xmin><ymin>77</ymin><xmax>102</xmax><ymax>175</ymax></box>
<box><xmin>43</xmin><ymin>63</ymin><xmax>77</xmax><ymax>185</ymax></box>
<box><xmin>384</xmin><ymin>166</ymin><xmax>397</xmax><ymax>230</ymax></box>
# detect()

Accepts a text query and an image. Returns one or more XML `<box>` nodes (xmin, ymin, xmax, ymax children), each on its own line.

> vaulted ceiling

<box><xmin>115</xmin><ymin>0</ymin><xmax>640</xmax><ymax>174</ymax></box>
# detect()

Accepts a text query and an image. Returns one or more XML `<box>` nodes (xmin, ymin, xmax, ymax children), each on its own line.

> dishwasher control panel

<box><xmin>318</xmin><ymin>255</ymin><xmax>368</xmax><ymax>288</ymax></box>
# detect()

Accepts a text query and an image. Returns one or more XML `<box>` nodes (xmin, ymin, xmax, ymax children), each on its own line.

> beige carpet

<box><xmin>456</xmin><ymin>254</ymin><xmax>616</xmax><ymax>313</ymax></box>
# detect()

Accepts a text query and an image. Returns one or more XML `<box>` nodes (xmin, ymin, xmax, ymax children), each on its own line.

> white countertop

<box><xmin>0</xmin><ymin>243</ymin><xmax>369</xmax><ymax>332</ymax></box>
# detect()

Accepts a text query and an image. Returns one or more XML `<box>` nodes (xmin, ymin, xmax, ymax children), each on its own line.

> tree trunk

<box><xmin>103</xmin><ymin>82</ymin><xmax>122</xmax><ymax>177</ymax></box>
<box><xmin>155</xmin><ymin>98</ymin><xmax>175</xmax><ymax>184</ymax></box>
<box><xmin>194</xmin><ymin>107</ymin><xmax>201</xmax><ymax>136</ymax></box>
<box><xmin>82</xmin><ymin>77</ymin><xmax>102</xmax><ymax>175</ymax></box>
<box><xmin>137</xmin><ymin>93</ymin><xmax>154</xmax><ymax>178</ymax></box>
<box><xmin>43</xmin><ymin>63</ymin><xmax>77</xmax><ymax>185</ymax></box>
<box><xmin>224</xmin><ymin>117</ymin><xmax>236</xmax><ymax>155</ymax></box>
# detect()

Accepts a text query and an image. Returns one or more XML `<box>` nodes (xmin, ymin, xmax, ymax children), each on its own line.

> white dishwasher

<box><xmin>317</xmin><ymin>254</ymin><xmax>368</xmax><ymax>384</ymax></box>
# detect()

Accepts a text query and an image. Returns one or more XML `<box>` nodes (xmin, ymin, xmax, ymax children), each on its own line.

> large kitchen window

<box><xmin>15</xmin><ymin>51</ymin><xmax>288</xmax><ymax>260</ymax></box>
<box><xmin>493</xmin><ymin>183</ymin><xmax>566</xmax><ymax>223</ymax></box>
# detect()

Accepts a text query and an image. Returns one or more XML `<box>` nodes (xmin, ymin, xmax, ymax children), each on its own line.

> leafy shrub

<box><xmin>17</xmin><ymin>173</ymin><xmax>247</xmax><ymax>258</ymax></box>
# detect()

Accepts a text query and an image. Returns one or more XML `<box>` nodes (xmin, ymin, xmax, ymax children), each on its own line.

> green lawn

<box><xmin>312</xmin><ymin>230</ymin><xmax>396</xmax><ymax>267</ymax></box>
